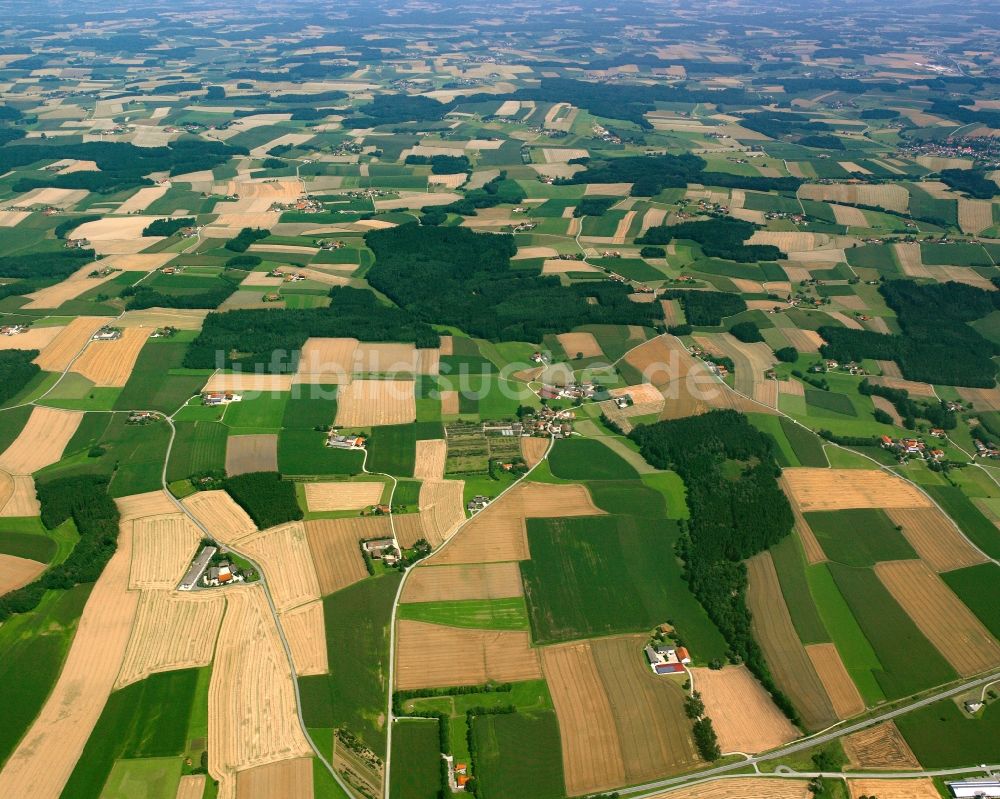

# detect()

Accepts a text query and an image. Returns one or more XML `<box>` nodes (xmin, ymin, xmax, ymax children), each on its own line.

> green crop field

<box><xmin>0</xmin><ymin>526</ymin><xmax>57</xmax><ymax>563</ymax></box>
<box><xmin>222</xmin><ymin>393</ymin><xmax>288</xmax><ymax>431</ymax></box>
<box><xmin>804</xmin><ymin>508</ymin><xmax>918</xmax><ymax>566</ymax></box>
<box><xmin>769</xmin><ymin>534</ymin><xmax>830</xmax><ymax>645</ymax></box>
<box><xmin>281</xmin><ymin>385</ymin><xmax>338</xmax><ymax>429</ymax></box>
<box><xmin>398</xmin><ymin>598</ymin><xmax>529</xmax><ymax>630</ymax></box>
<box><xmin>941</xmin><ymin>563</ymin><xmax>1000</xmax><ymax>639</ymax></box>
<box><xmin>0</xmin><ymin>584</ymin><xmax>91</xmax><ymax>766</ymax></box>
<box><xmin>804</xmin><ymin>388</ymin><xmax>858</xmax><ymax>417</ymax></box>
<box><xmin>521</xmin><ymin>514</ymin><xmax>728</xmax><ymax>657</ymax></box>
<box><xmin>897</xmin><ymin>698</ymin><xmax>1000</xmax><ymax>767</ymax></box>
<box><xmin>99</xmin><ymin>757</ymin><xmax>183</xmax><ymax>799</ymax></box>
<box><xmin>300</xmin><ymin>573</ymin><xmax>402</xmax><ymax>758</ymax></box>
<box><xmin>547</xmin><ymin>437</ymin><xmax>639</xmax><ymax>480</ymax></box>
<box><xmin>585</xmin><ymin>480</ymin><xmax>668</xmax><ymax>517</ymax></box>
<box><xmin>393</xmin><ymin>479</ymin><xmax>422</xmax><ymax>508</ymax></box>
<box><xmin>389</xmin><ymin>720</ymin><xmax>442</xmax><ymax>799</ymax></box>
<box><xmin>779</xmin><ymin>417</ymin><xmax>828</xmax><ymax>466</ymax></box>
<box><xmin>367</xmin><ymin>424</ymin><xmax>417</xmax><ymax>476</ymax></box>
<box><xmin>640</xmin><ymin>471</ymin><xmax>690</xmax><ymax>519</ymax></box>
<box><xmin>471</xmin><ymin>711</ymin><xmax>564</xmax><ymax>799</ymax></box>
<box><xmin>924</xmin><ymin>485</ymin><xmax>1000</xmax><ymax>558</ymax></box>
<box><xmin>278</xmin><ymin>429</ymin><xmax>365</xmax><ymax>476</ymax></box>
<box><xmin>114</xmin><ymin>340</ymin><xmax>207</xmax><ymax>415</ymax></box>
<box><xmin>920</xmin><ymin>242</ymin><xmax>991</xmax><ymax>266</ymax></box>
<box><xmin>61</xmin><ymin>668</ymin><xmax>201</xmax><ymax>799</ymax></box>
<box><xmin>827</xmin><ymin>562</ymin><xmax>956</xmax><ymax>699</ymax></box>
<box><xmin>806</xmin><ymin>564</ymin><xmax>886</xmax><ymax>705</ymax></box>
<box><xmin>166</xmin><ymin>420</ymin><xmax>227</xmax><ymax>481</ymax></box>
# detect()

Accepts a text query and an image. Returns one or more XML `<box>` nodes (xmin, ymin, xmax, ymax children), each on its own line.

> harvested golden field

<box><xmin>182</xmin><ymin>490</ymin><xmax>257</xmax><ymax>544</ymax></box>
<box><xmin>592</xmin><ymin>635</ymin><xmax>703</xmax><ymax>784</ymax></box>
<box><xmin>176</xmin><ymin>775</ymin><xmax>206</xmax><ymax>799</ymax></box>
<box><xmin>843</xmin><ymin>721</ymin><xmax>920</xmax><ymax>770</ymax></box>
<box><xmin>402</xmin><ymin>562</ymin><xmax>523</xmax><ymax>603</ymax></box>
<box><xmin>690</xmin><ymin>665</ymin><xmax>798</xmax><ymax>753</ymax></box>
<box><xmin>235</xmin><ymin>757</ymin><xmax>314</xmax><ymax>799</ymax></box>
<box><xmin>431</xmin><ymin>482</ymin><xmax>603</xmax><ymax>564</ymax></box>
<box><xmin>697</xmin><ymin>333</ymin><xmax>777</xmax><ymax>407</ymax></box>
<box><xmin>781</xmin><ymin>468</ymin><xmax>931</xmax><ymax>511</ymax></box>
<box><xmin>0</xmin><ymin>324</ymin><xmax>64</xmax><ymax>351</ymax></box>
<box><xmin>847</xmin><ymin>778</ymin><xmax>940</xmax><ymax>799</ymax></box>
<box><xmin>441</xmin><ymin>390</ymin><xmax>459</xmax><ymax>415</ymax></box>
<box><xmin>747</xmin><ymin>552</ymin><xmax>838</xmax><ymax>731</ymax></box>
<box><xmin>542</xmin><ymin>642</ymin><xmax>626</xmax><ymax>795</ymax></box>
<box><xmin>640</xmin><ymin>207</ymin><xmax>668</xmax><ymax>236</ymax></box>
<box><xmin>649</xmin><ymin>778</ymin><xmax>812</xmax><ymax>799</ymax></box>
<box><xmin>393</xmin><ymin>513</ymin><xmax>428</xmax><ymax>550</ymax></box>
<box><xmin>116</xmin><ymin>590</ymin><xmax>225</xmax><ymax>688</ymax></box>
<box><xmin>72</xmin><ymin>215</ymin><xmax>161</xmax><ymax>242</ymax></box>
<box><xmin>875</xmin><ymin>559</ymin><xmax>1000</xmax><ymax>676</ymax></box>
<box><xmin>886</xmin><ymin>507</ymin><xmax>987</xmax><ymax>572</ymax></box>
<box><xmin>805</xmin><ymin>643</ymin><xmax>865</xmax><ymax>719</ymax></box>
<box><xmin>872</xmin><ymin>395</ymin><xmax>904</xmax><ymax>426</ymax></box>
<box><xmin>118</xmin><ymin>308</ymin><xmax>209</xmax><ymax>331</ymax></box>
<box><xmin>295</xmin><ymin>337</ymin><xmax>358</xmax><ymax>383</ymax></box>
<box><xmin>12</xmin><ymin>186</ymin><xmax>88</xmax><ymax>209</ymax></box>
<box><xmin>893</xmin><ymin>242</ymin><xmax>931</xmax><ymax>278</ymax></box>
<box><xmin>824</xmin><ymin>310</ymin><xmax>863</xmax><ymax>330</ymax></box>
<box><xmin>521</xmin><ymin>436</ymin><xmax>549</xmax><ymax>468</ymax></box>
<box><xmin>798</xmin><ymin>183</ymin><xmax>908</xmax><ymax>214</ymax></box>
<box><xmin>747</xmin><ymin>231</ymin><xmax>830</xmax><ymax>252</ymax></box>
<box><xmin>128</xmin><ymin>513</ymin><xmax>201</xmax><ymax>590</ymax></box>
<box><xmin>0</xmin><ymin>521</ymin><xmax>138</xmax><ymax>797</ymax></box>
<box><xmin>779</xmin><ymin>476</ymin><xmax>826</xmax><ymax>562</ymax></box>
<box><xmin>612</xmin><ymin>210</ymin><xmax>637</xmax><ymax>245</ymax></box>
<box><xmin>201</xmin><ymin>373</ymin><xmax>293</xmax><ymax>394</ymax></box>
<box><xmin>0</xmin><ymin>553</ymin><xmax>45</xmax><ymax>595</ymax></box>
<box><xmin>240</xmin><ymin>522</ymin><xmax>321</xmax><ymax>613</ymax></box>
<box><xmin>278</xmin><ymin>600</ymin><xmax>329</xmax><ymax>677</ymax></box>
<box><xmin>208</xmin><ymin>586</ymin><xmax>312</xmax><ymax>786</ymax></box>
<box><xmin>225</xmin><ymin>434</ymin><xmax>278</xmax><ymax>476</ymax></box>
<box><xmin>867</xmin><ymin>375</ymin><xmax>937</xmax><ymax>398</ymax></box>
<box><xmin>557</xmin><ymin>331</ymin><xmax>604</xmax><ymax>359</ymax></box>
<box><xmin>32</xmin><ymin>315</ymin><xmax>113</xmax><ymax>372</ymax></box>
<box><xmin>417</xmin><ymin>478</ymin><xmax>466</xmax><ymax>548</ymax></box>
<box><xmin>831</xmin><ymin>204</ymin><xmax>869</xmax><ymax>227</ymax></box>
<box><xmin>116</xmin><ymin>489</ymin><xmax>178</xmax><ymax>520</ymax></box>
<box><xmin>334</xmin><ymin>379</ymin><xmax>416</xmax><ymax>426</ymax></box>
<box><xmin>413</xmin><ymin>439</ymin><xmax>447</xmax><ymax>480</ymax></box>
<box><xmin>0</xmin><ymin>406</ymin><xmax>82</xmax><ymax>475</ymax></box>
<box><xmin>584</xmin><ymin>182</ymin><xmax>633</xmax><ymax>196</ymax></box>
<box><xmin>780</xmin><ymin>327</ymin><xmax>824</xmax><ymax>352</ymax></box>
<box><xmin>395</xmin><ymin>620</ymin><xmax>542</xmax><ymax>690</ymax></box>
<box><xmin>958</xmin><ymin>199</ymin><xmax>994</xmax><ymax>234</ymax></box>
<box><xmin>304</xmin><ymin>517</ymin><xmax>380</xmax><ymax>595</ymax></box>
<box><xmin>0</xmin><ymin>474</ymin><xmax>40</xmax><ymax>517</ymax></box>
<box><xmin>303</xmin><ymin>480</ymin><xmax>383</xmax><ymax>511</ymax></box>
<box><xmin>116</xmin><ymin>183</ymin><xmax>171</xmax><ymax>214</ymax></box>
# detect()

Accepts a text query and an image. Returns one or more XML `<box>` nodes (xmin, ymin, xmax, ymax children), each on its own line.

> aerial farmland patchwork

<box><xmin>0</xmin><ymin>1</ymin><xmax>1000</xmax><ymax>798</ymax></box>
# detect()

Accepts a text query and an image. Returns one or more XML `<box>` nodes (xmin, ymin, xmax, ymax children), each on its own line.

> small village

<box><xmin>880</xmin><ymin>433</ymin><xmax>946</xmax><ymax>462</ymax></box>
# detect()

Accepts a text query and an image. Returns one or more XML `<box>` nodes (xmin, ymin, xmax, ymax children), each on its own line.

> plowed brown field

<box><xmin>225</xmin><ymin>434</ymin><xmax>278</xmax><ymax>476</ymax></box>
<box><xmin>557</xmin><ymin>332</ymin><xmax>603</xmax><ymax>358</ymax></box>
<box><xmin>394</xmin><ymin>620</ymin><xmax>541</xmax><ymax>690</ymax></box>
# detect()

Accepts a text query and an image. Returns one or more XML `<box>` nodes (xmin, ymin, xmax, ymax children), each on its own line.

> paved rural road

<box><xmin>620</xmin><ymin>667</ymin><xmax>1000</xmax><ymax>797</ymax></box>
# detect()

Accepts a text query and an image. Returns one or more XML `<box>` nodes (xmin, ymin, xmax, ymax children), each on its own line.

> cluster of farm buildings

<box><xmin>880</xmin><ymin>434</ymin><xmax>946</xmax><ymax>462</ymax></box>
<box><xmin>644</xmin><ymin>643</ymin><xmax>692</xmax><ymax>675</ymax></box>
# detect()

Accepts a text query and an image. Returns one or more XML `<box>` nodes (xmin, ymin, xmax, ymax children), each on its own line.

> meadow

<box><xmin>804</xmin><ymin>509</ymin><xmax>918</xmax><ymax>566</ymax></box>
<box><xmin>547</xmin><ymin>437</ymin><xmax>639</xmax><ymax>481</ymax></box>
